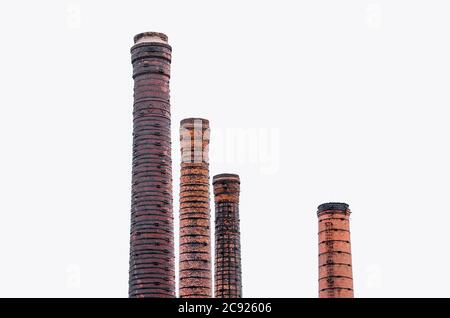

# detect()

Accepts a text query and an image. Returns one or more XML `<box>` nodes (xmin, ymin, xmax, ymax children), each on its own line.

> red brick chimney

<box><xmin>317</xmin><ymin>202</ymin><xmax>354</xmax><ymax>298</ymax></box>
<box><xmin>129</xmin><ymin>32</ymin><xmax>175</xmax><ymax>298</ymax></box>
<box><xmin>213</xmin><ymin>173</ymin><xmax>242</xmax><ymax>298</ymax></box>
<box><xmin>179</xmin><ymin>118</ymin><xmax>212</xmax><ymax>298</ymax></box>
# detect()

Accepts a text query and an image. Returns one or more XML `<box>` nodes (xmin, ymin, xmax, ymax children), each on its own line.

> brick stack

<box><xmin>213</xmin><ymin>174</ymin><xmax>242</xmax><ymax>298</ymax></box>
<box><xmin>179</xmin><ymin>118</ymin><xmax>212</xmax><ymax>298</ymax></box>
<box><xmin>129</xmin><ymin>32</ymin><xmax>175</xmax><ymax>298</ymax></box>
<box><xmin>317</xmin><ymin>202</ymin><xmax>354</xmax><ymax>298</ymax></box>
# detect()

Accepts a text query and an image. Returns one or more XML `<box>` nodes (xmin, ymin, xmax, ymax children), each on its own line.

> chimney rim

<box><xmin>213</xmin><ymin>173</ymin><xmax>240</xmax><ymax>184</ymax></box>
<box><xmin>134</xmin><ymin>32</ymin><xmax>168</xmax><ymax>44</ymax></box>
<box><xmin>180</xmin><ymin>118</ymin><xmax>210</xmax><ymax>126</ymax></box>
<box><xmin>317</xmin><ymin>202</ymin><xmax>350</xmax><ymax>214</ymax></box>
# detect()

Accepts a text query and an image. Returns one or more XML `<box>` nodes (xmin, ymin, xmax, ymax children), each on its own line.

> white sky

<box><xmin>0</xmin><ymin>0</ymin><xmax>449</xmax><ymax>297</ymax></box>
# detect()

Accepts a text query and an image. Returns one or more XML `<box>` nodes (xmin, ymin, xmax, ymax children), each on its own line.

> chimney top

<box><xmin>134</xmin><ymin>32</ymin><xmax>168</xmax><ymax>44</ymax></box>
<box><xmin>317</xmin><ymin>202</ymin><xmax>349</xmax><ymax>214</ymax></box>
<box><xmin>180</xmin><ymin>118</ymin><xmax>210</xmax><ymax>130</ymax></box>
<box><xmin>213</xmin><ymin>174</ymin><xmax>240</xmax><ymax>184</ymax></box>
<box><xmin>180</xmin><ymin>118</ymin><xmax>209</xmax><ymax>125</ymax></box>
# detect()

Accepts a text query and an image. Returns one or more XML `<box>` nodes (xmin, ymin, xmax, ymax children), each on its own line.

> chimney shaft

<box><xmin>317</xmin><ymin>202</ymin><xmax>354</xmax><ymax>298</ymax></box>
<box><xmin>129</xmin><ymin>32</ymin><xmax>175</xmax><ymax>298</ymax></box>
<box><xmin>179</xmin><ymin>118</ymin><xmax>212</xmax><ymax>298</ymax></box>
<box><xmin>213</xmin><ymin>174</ymin><xmax>242</xmax><ymax>298</ymax></box>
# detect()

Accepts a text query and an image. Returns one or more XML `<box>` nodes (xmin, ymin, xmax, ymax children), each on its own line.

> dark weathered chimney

<box><xmin>129</xmin><ymin>32</ymin><xmax>175</xmax><ymax>298</ymax></box>
<box><xmin>213</xmin><ymin>173</ymin><xmax>242</xmax><ymax>298</ymax></box>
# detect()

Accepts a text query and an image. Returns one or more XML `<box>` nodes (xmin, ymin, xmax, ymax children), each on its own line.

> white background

<box><xmin>0</xmin><ymin>0</ymin><xmax>449</xmax><ymax>297</ymax></box>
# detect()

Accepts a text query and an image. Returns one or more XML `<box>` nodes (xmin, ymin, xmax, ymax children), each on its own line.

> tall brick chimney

<box><xmin>317</xmin><ymin>202</ymin><xmax>354</xmax><ymax>298</ymax></box>
<box><xmin>179</xmin><ymin>118</ymin><xmax>212</xmax><ymax>298</ymax></box>
<box><xmin>129</xmin><ymin>32</ymin><xmax>175</xmax><ymax>298</ymax></box>
<box><xmin>213</xmin><ymin>174</ymin><xmax>242</xmax><ymax>298</ymax></box>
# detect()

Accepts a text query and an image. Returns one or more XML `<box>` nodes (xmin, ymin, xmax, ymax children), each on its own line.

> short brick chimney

<box><xmin>317</xmin><ymin>203</ymin><xmax>354</xmax><ymax>298</ymax></box>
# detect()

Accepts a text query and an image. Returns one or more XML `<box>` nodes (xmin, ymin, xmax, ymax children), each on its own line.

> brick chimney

<box><xmin>213</xmin><ymin>174</ymin><xmax>242</xmax><ymax>298</ymax></box>
<box><xmin>179</xmin><ymin>118</ymin><xmax>212</xmax><ymax>298</ymax></box>
<box><xmin>317</xmin><ymin>202</ymin><xmax>354</xmax><ymax>298</ymax></box>
<box><xmin>129</xmin><ymin>32</ymin><xmax>175</xmax><ymax>298</ymax></box>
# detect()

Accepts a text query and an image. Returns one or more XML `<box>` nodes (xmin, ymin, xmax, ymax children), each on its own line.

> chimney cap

<box><xmin>180</xmin><ymin>118</ymin><xmax>209</xmax><ymax>124</ymax></box>
<box><xmin>317</xmin><ymin>202</ymin><xmax>349</xmax><ymax>214</ymax></box>
<box><xmin>180</xmin><ymin>118</ymin><xmax>210</xmax><ymax>128</ymax></box>
<box><xmin>213</xmin><ymin>173</ymin><xmax>240</xmax><ymax>184</ymax></box>
<box><xmin>134</xmin><ymin>32</ymin><xmax>168</xmax><ymax>44</ymax></box>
